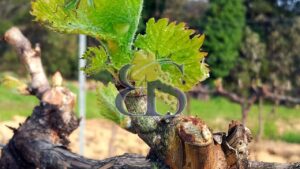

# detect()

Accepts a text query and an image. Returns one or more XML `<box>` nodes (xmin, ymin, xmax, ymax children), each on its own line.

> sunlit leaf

<box><xmin>31</xmin><ymin>0</ymin><xmax>144</xmax><ymax>68</ymax></box>
<box><xmin>130</xmin><ymin>50</ymin><xmax>162</xmax><ymax>82</ymax></box>
<box><xmin>82</xmin><ymin>46</ymin><xmax>108</xmax><ymax>75</ymax></box>
<box><xmin>135</xmin><ymin>18</ymin><xmax>209</xmax><ymax>91</ymax></box>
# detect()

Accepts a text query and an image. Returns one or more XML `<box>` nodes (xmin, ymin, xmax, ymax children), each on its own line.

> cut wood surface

<box><xmin>0</xmin><ymin>27</ymin><xmax>299</xmax><ymax>169</ymax></box>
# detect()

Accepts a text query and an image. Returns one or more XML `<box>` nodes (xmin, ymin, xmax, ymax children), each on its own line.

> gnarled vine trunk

<box><xmin>0</xmin><ymin>27</ymin><xmax>299</xmax><ymax>169</ymax></box>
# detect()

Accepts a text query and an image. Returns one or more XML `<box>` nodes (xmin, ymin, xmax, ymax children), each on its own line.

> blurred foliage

<box><xmin>240</xmin><ymin>27</ymin><xmax>266</xmax><ymax>77</ymax></box>
<box><xmin>227</xmin><ymin>26</ymin><xmax>266</xmax><ymax>96</ymax></box>
<box><xmin>141</xmin><ymin>0</ymin><xmax>209</xmax><ymax>31</ymax></box>
<box><xmin>203</xmin><ymin>0</ymin><xmax>246</xmax><ymax>78</ymax></box>
<box><xmin>245</xmin><ymin>0</ymin><xmax>300</xmax><ymax>97</ymax></box>
<box><xmin>266</xmin><ymin>17</ymin><xmax>300</xmax><ymax>96</ymax></box>
<box><xmin>0</xmin><ymin>0</ymin><xmax>78</xmax><ymax>79</ymax></box>
<box><xmin>162</xmin><ymin>0</ymin><xmax>209</xmax><ymax>27</ymax></box>
<box><xmin>0</xmin><ymin>0</ymin><xmax>30</xmax><ymax>75</ymax></box>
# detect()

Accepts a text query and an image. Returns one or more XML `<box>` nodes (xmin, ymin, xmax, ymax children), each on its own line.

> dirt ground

<box><xmin>1</xmin><ymin>116</ymin><xmax>299</xmax><ymax>163</ymax></box>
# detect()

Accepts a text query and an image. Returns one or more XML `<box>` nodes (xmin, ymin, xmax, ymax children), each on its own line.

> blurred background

<box><xmin>0</xmin><ymin>0</ymin><xmax>300</xmax><ymax>164</ymax></box>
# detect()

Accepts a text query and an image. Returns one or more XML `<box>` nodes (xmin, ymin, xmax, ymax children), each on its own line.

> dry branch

<box><xmin>261</xmin><ymin>85</ymin><xmax>300</xmax><ymax>105</ymax></box>
<box><xmin>4</xmin><ymin>27</ymin><xmax>50</xmax><ymax>98</ymax></box>
<box><xmin>191</xmin><ymin>82</ymin><xmax>300</xmax><ymax>106</ymax></box>
<box><xmin>0</xmin><ymin>27</ymin><xmax>299</xmax><ymax>169</ymax></box>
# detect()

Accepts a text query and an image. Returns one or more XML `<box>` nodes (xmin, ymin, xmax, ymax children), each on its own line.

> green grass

<box><xmin>0</xmin><ymin>86</ymin><xmax>39</xmax><ymax>120</ymax></box>
<box><xmin>0</xmin><ymin>84</ymin><xmax>299</xmax><ymax>143</ymax></box>
<box><xmin>263</xmin><ymin>121</ymin><xmax>278</xmax><ymax>140</ymax></box>
<box><xmin>281</xmin><ymin>132</ymin><xmax>300</xmax><ymax>143</ymax></box>
<box><xmin>185</xmin><ymin>97</ymin><xmax>300</xmax><ymax>143</ymax></box>
<box><xmin>0</xmin><ymin>83</ymin><xmax>99</xmax><ymax>121</ymax></box>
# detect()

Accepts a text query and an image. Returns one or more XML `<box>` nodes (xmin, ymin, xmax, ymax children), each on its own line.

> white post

<box><xmin>78</xmin><ymin>34</ymin><xmax>87</xmax><ymax>155</ymax></box>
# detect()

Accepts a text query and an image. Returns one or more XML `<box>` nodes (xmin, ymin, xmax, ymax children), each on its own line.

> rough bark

<box><xmin>1</xmin><ymin>27</ymin><xmax>299</xmax><ymax>169</ymax></box>
<box><xmin>0</xmin><ymin>27</ymin><xmax>155</xmax><ymax>169</ymax></box>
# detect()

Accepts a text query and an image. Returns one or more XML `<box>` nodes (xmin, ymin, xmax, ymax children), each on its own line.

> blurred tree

<box><xmin>245</xmin><ymin>0</ymin><xmax>297</xmax><ymax>41</ymax></box>
<box><xmin>0</xmin><ymin>0</ymin><xmax>31</xmax><ymax>33</ymax></box>
<box><xmin>236</xmin><ymin>0</ymin><xmax>300</xmax><ymax>98</ymax></box>
<box><xmin>246</xmin><ymin>0</ymin><xmax>299</xmax><ymax>93</ymax></box>
<box><xmin>220</xmin><ymin>27</ymin><xmax>266</xmax><ymax>125</ymax></box>
<box><xmin>241</xmin><ymin>27</ymin><xmax>266</xmax><ymax>139</ymax></box>
<box><xmin>0</xmin><ymin>0</ymin><xmax>78</xmax><ymax>79</ymax></box>
<box><xmin>203</xmin><ymin>0</ymin><xmax>246</xmax><ymax>79</ymax></box>
<box><xmin>266</xmin><ymin>17</ymin><xmax>300</xmax><ymax>97</ymax></box>
<box><xmin>141</xmin><ymin>0</ymin><xmax>209</xmax><ymax>32</ymax></box>
<box><xmin>218</xmin><ymin>0</ymin><xmax>300</xmax><ymax>127</ymax></box>
<box><xmin>143</xmin><ymin>0</ymin><xmax>166</xmax><ymax>19</ymax></box>
<box><xmin>0</xmin><ymin>0</ymin><xmax>32</xmax><ymax>75</ymax></box>
<box><xmin>139</xmin><ymin>0</ymin><xmax>167</xmax><ymax>32</ymax></box>
<box><xmin>233</xmin><ymin>27</ymin><xmax>266</xmax><ymax>91</ymax></box>
<box><xmin>235</xmin><ymin>26</ymin><xmax>266</xmax><ymax>134</ymax></box>
<box><xmin>162</xmin><ymin>0</ymin><xmax>209</xmax><ymax>28</ymax></box>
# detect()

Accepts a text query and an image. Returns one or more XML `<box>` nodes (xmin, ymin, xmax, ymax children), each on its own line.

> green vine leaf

<box><xmin>31</xmin><ymin>0</ymin><xmax>144</xmax><ymax>68</ymax></box>
<box><xmin>82</xmin><ymin>46</ymin><xmax>108</xmax><ymax>75</ymax></box>
<box><xmin>96</xmin><ymin>82</ymin><xmax>124</xmax><ymax>125</ymax></box>
<box><xmin>130</xmin><ymin>50</ymin><xmax>162</xmax><ymax>82</ymax></box>
<box><xmin>135</xmin><ymin>18</ymin><xmax>209</xmax><ymax>91</ymax></box>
